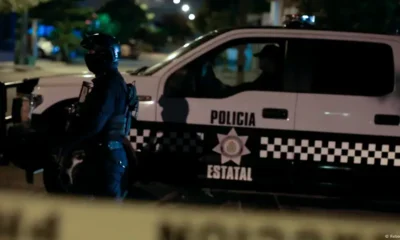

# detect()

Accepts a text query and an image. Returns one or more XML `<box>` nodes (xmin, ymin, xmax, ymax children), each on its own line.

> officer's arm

<box><xmin>82</xmin><ymin>81</ymin><xmax>115</xmax><ymax>135</ymax></box>
<box><xmin>69</xmin><ymin>81</ymin><xmax>115</xmax><ymax>143</ymax></box>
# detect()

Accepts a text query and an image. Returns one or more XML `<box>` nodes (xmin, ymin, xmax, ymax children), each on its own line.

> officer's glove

<box><xmin>53</xmin><ymin>145</ymin><xmax>84</xmax><ymax>167</ymax></box>
<box><xmin>65</xmin><ymin>150</ymin><xmax>85</xmax><ymax>184</ymax></box>
<box><xmin>52</xmin><ymin>147</ymin><xmax>84</xmax><ymax>184</ymax></box>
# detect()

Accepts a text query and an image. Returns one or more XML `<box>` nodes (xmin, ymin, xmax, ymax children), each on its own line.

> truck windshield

<box><xmin>141</xmin><ymin>29</ymin><xmax>227</xmax><ymax>76</ymax></box>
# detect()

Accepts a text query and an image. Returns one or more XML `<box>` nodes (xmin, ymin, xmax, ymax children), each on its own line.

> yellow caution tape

<box><xmin>0</xmin><ymin>191</ymin><xmax>399</xmax><ymax>240</ymax></box>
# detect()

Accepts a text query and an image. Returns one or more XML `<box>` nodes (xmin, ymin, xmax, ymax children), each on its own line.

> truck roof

<box><xmin>218</xmin><ymin>26</ymin><xmax>400</xmax><ymax>42</ymax></box>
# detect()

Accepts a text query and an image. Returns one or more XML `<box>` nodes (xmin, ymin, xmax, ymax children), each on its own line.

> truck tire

<box><xmin>41</xmin><ymin>99</ymin><xmax>78</xmax><ymax>194</ymax></box>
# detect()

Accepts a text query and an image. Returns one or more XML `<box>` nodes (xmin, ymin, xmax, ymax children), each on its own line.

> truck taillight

<box><xmin>11</xmin><ymin>94</ymin><xmax>43</xmax><ymax>124</ymax></box>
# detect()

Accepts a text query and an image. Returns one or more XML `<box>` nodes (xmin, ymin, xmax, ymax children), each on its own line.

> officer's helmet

<box><xmin>81</xmin><ymin>33</ymin><xmax>120</xmax><ymax>64</ymax></box>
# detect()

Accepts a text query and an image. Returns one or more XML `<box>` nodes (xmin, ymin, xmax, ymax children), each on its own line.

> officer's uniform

<box><xmin>64</xmin><ymin>33</ymin><xmax>133</xmax><ymax>199</ymax></box>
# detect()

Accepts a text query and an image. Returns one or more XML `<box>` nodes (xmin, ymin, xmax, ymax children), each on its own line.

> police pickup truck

<box><xmin>1</xmin><ymin>26</ymin><xmax>400</xmax><ymax>204</ymax></box>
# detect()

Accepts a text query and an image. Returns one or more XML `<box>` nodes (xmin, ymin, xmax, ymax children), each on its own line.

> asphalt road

<box><xmin>2</xmin><ymin>163</ymin><xmax>400</xmax><ymax>218</ymax></box>
<box><xmin>0</xmin><ymin>165</ymin><xmax>45</xmax><ymax>194</ymax></box>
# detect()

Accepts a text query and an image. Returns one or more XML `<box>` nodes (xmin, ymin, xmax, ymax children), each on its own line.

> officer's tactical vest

<box><xmin>104</xmin><ymin>81</ymin><xmax>139</xmax><ymax>140</ymax></box>
<box><xmin>75</xmin><ymin>80</ymin><xmax>139</xmax><ymax>141</ymax></box>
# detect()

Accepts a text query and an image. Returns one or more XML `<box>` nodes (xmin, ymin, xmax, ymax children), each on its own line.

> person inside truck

<box><xmin>251</xmin><ymin>43</ymin><xmax>283</xmax><ymax>91</ymax></box>
<box><xmin>232</xmin><ymin>43</ymin><xmax>283</xmax><ymax>94</ymax></box>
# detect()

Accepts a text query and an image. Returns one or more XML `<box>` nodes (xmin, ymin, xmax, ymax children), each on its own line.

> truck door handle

<box><xmin>138</xmin><ymin>95</ymin><xmax>152</xmax><ymax>101</ymax></box>
<box><xmin>374</xmin><ymin>114</ymin><xmax>400</xmax><ymax>125</ymax></box>
<box><xmin>262</xmin><ymin>108</ymin><xmax>288</xmax><ymax>119</ymax></box>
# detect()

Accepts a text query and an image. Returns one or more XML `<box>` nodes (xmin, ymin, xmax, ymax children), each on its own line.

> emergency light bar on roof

<box><xmin>284</xmin><ymin>14</ymin><xmax>316</xmax><ymax>24</ymax></box>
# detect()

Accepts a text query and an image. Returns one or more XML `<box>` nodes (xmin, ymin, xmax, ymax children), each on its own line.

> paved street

<box><xmin>0</xmin><ymin>165</ymin><xmax>45</xmax><ymax>195</ymax></box>
<box><xmin>0</xmin><ymin>52</ymin><xmax>167</xmax><ymax>82</ymax></box>
<box><xmin>2</xmin><ymin>163</ymin><xmax>400</xmax><ymax>217</ymax></box>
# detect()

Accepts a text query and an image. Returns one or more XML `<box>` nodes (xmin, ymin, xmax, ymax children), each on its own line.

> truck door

<box><xmin>154</xmin><ymin>35</ymin><xmax>299</xmax><ymax>191</ymax></box>
<box><xmin>288</xmin><ymin>37</ymin><xmax>400</xmax><ymax>196</ymax></box>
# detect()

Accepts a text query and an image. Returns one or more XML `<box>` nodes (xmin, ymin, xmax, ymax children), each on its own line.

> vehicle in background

<box><xmin>120</xmin><ymin>39</ymin><xmax>140</xmax><ymax>60</ymax></box>
<box><xmin>37</xmin><ymin>37</ymin><xmax>61</xmax><ymax>61</ymax></box>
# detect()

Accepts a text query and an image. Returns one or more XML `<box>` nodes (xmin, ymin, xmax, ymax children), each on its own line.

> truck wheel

<box><xmin>40</xmin><ymin>100</ymin><xmax>78</xmax><ymax>194</ymax></box>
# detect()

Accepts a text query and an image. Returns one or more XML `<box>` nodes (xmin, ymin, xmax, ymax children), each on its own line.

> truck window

<box><xmin>286</xmin><ymin>39</ymin><xmax>395</xmax><ymax>96</ymax></box>
<box><xmin>163</xmin><ymin>38</ymin><xmax>287</xmax><ymax>99</ymax></box>
<box><xmin>142</xmin><ymin>29</ymin><xmax>229</xmax><ymax>76</ymax></box>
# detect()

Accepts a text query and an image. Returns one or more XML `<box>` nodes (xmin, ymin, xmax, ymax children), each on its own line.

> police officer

<box><xmin>251</xmin><ymin>44</ymin><xmax>283</xmax><ymax>91</ymax></box>
<box><xmin>64</xmin><ymin>33</ymin><xmax>134</xmax><ymax>199</ymax></box>
<box><xmin>233</xmin><ymin>44</ymin><xmax>283</xmax><ymax>94</ymax></box>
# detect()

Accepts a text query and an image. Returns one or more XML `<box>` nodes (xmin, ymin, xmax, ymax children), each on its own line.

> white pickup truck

<box><xmin>2</xmin><ymin>26</ymin><xmax>400</xmax><ymax>204</ymax></box>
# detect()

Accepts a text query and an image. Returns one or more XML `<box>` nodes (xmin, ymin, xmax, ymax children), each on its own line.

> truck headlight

<box><xmin>11</xmin><ymin>94</ymin><xmax>43</xmax><ymax>124</ymax></box>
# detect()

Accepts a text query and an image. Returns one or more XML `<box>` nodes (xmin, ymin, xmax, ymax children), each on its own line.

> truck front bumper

<box><xmin>4</xmin><ymin>123</ymin><xmax>50</xmax><ymax>183</ymax></box>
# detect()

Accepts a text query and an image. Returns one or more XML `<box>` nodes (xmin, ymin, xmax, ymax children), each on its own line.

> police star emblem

<box><xmin>213</xmin><ymin>128</ymin><xmax>250</xmax><ymax>165</ymax></box>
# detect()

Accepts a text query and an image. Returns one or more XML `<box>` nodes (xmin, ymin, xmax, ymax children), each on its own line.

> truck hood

<box><xmin>32</xmin><ymin>72</ymin><xmax>159</xmax><ymax>114</ymax></box>
<box><xmin>33</xmin><ymin>72</ymin><xmax>148</xmax><ymax>86</ymax></box>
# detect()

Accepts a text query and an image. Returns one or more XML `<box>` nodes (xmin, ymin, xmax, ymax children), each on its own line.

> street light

<box><xmin>181</xmin><ymin>4</ymin><xmax>189</xmax><ymax>12</ymax></box>
<box><xmin>188</xmin><ymin>14</ymin><xmax>195</xmax><ymax>20</ymax></box>
<box><xmin>173</xmin><ymin>0</ymin><xmax>180</xmax><ymax>4</ymax></box>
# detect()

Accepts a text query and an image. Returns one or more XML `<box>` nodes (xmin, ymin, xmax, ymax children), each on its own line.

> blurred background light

<box><xmin>181</xmin><ymin>4</ymin><xmax>189</xmax><ymax>12</ymax></box>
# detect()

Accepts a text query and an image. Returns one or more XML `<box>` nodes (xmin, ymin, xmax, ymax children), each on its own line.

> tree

<box><xmin>193</xmin><ymin>0</ymin><xmax>270</xmax><ymax>84</ymax></box>
<box><xmin>0</xmin><ymin>0</ymin><xmax>48</xmax><ymax>12</ymax></box>
<box><xmin>30</xmin><ymin>0</ymin><xmax>93</xmax><ymax>62</ymax></box>
<box><xmin>0</xmin><ymin>0</ymin><xmax>50</xmax><ymax>65</ymax></box>
<box><xmin>160</xmin><ymin>13</ymin><xmax>193</xmax><ymax>43</ymax></box>
<box><xmin>193</xmin><ymin>0</ymin><xmax>237</xmax><ymax>33</ymax></box>
<box><xmin>97</xmin><ymin>0</ymin><xmax>148</xmax><ymax>43</ymax></box>
<box><xmin>84</xmin><ymin>13</ymin><xmax>119</xmax><ymax>36</ymax></box>
<box><xmin>193</xmin><ymin>0</ymin><xmax>270</xmax><ymax>34</ymax></box>
<box><xmin>298</xmin><ymin>0</ymin><xmax>399</xmax><ymax>33</ymax></box>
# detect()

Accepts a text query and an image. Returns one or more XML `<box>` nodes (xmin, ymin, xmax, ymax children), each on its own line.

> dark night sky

<box><xmin>84</xmin><ymin>0</ymin><xmax>111</xmax><ymax>9</ymax></box>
